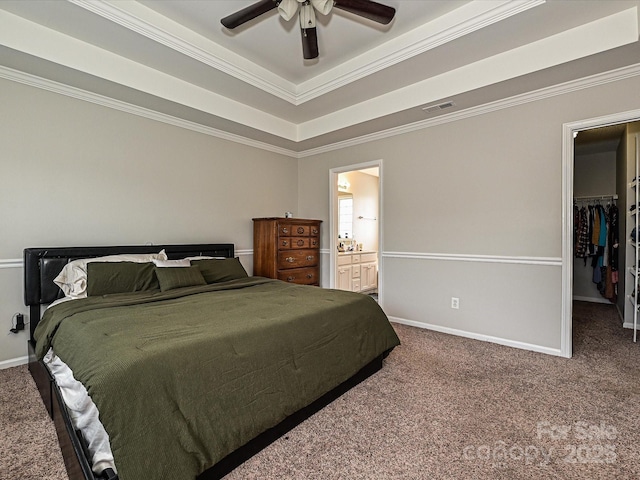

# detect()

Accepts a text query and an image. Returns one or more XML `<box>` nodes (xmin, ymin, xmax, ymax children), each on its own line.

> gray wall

<box><xmin>298</xmin><ymin>75</ymin><xmax>640</xmax><ymax>354</ymax></box>
<box><xmin>0</xmin><ymin>78</ymin><xmax>298</xmax><ymax>365</ymax></box>
<box><xmin>4</xmin><ymin>70</ymin><xmax>640</xmax><ymax>364</ymax></box>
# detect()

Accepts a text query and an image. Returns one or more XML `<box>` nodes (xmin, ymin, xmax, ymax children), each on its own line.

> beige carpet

<box><xmin>2</xmin><ymin>301</ymin><xmax>639</xmax><ymax>479</ymax></box>
<box><xmin>0</xmin><ymin>363</ymin><xmax>67</xmax><ymax>480</ymax></box>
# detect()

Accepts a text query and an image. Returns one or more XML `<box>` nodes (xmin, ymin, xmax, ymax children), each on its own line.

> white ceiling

<box><xmin>1</xmin><ymin>0</ymin><xmax>640</xmax><ymax>155</ymax></box>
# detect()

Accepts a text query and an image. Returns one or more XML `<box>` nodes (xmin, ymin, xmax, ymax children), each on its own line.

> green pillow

<box><xmin>191</xmin><ymin>258</ymin><xmax>248</xmax><ymax>284</ymax></box>
<box><xmin>87</xmin><ymin>262</ymin><xmax>159</xmax><ymax>296</ymax></box>
<box><xmin>155</xmin><ymin>265</ymin><xmax>207</xmax><ymax>292</ymax></box>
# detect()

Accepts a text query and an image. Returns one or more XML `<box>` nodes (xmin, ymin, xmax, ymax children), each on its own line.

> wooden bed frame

<box><xmin>24</xmin><ymin>244</ymin><xmax>385</xmax><ymax>480</ymax></box>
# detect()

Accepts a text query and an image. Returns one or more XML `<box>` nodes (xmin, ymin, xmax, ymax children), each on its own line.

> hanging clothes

<box><xmin>610</xmin><ymin>204</ymin><xmax>619</xmax><ymax>278</ymax></box>
<box><xmin>573</xmin><ymin>197</ymin><xmax>618</xmax><ymax>303</ymax></box>
<box><xmin>575</xmin><ymin>206</ymin><xmax>589</xmax><ymax>258</ymax></box>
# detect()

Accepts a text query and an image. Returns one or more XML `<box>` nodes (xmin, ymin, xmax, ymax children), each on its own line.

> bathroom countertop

<box><xmin>337</xmin><ymin>250</ymin><xmax>377</xmax><ymax>255</ymax></box>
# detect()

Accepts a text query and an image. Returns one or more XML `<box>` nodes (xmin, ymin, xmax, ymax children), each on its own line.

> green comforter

<box><xmin>35</xmin><ymin>277</ymin><xmax>400</xmax><ymax>480</ymax></box>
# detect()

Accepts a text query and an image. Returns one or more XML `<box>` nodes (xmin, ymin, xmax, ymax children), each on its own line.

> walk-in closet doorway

<box><xmin>563</xmin><ymin>114</ymin><xmax>640</xmax><ymax>357</ymax></box>
<box><xmin>573</xmin><ymin>124</ymin><xmax>625</xmax><ymax>309</ymax></box>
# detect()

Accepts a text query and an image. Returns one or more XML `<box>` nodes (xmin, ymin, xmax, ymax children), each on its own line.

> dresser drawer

<box><xmin>277</xmin><ymin>267</ymin><xmax>319</xmax><ymax>285</ymax></box>
<box><xmin>279</xmin><ymin>224</ymin><xmax>311</xmax><ymax>236</ymax></box>
<box><xmin>278</xmin><ymin>249</ymin><xmax>318</xmax><ymax>269</ymax></box>
<box><xmin>279</xmin><ymin>237</ymin><xmax>312</xmax><ymax>249</ymax></box>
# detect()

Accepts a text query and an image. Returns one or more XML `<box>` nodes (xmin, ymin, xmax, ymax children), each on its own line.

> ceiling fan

<box><xmin>221</xmin><ymin>0</ymin><xmax>396</xmax><ymax>60</ymax></box>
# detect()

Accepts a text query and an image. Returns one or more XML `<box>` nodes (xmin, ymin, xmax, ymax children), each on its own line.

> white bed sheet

<box><xmin>44</xmin><ymin>298</ymin><xmax>117</xmax><ymax>475</ymax></box>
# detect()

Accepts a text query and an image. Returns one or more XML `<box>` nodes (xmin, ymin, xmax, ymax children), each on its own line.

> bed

<box><xmin>24</xmin><ymin>244</ymin><xmax>400</xmax><ymax>480</ymax></box>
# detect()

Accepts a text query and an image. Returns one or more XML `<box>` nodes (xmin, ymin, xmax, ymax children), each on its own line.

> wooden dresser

<box><xmin>253</xmin><ymin>217</ymin><xmax>322</xmax><ymax>286</ymax></box>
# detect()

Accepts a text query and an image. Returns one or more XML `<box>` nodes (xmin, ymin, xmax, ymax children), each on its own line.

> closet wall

<box><xmin>616</xmin><ymin>130</ymin><xmax>628</xmax><ymax>320</ymax></box>
<box><xmin>623</xmin><ymin>122</ymin><xmax>640</xmax><ymax>327</ymax></box>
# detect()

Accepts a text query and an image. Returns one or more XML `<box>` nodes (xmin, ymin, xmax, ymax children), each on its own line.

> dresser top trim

<box><xmin>253</xmin><ymin>217</ymin><xmax>322</xmax><ymax>222</ymax></box>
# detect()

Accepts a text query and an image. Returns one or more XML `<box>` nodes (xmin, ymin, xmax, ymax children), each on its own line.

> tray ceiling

<box><xmin>1</xmin><ymin>0</ymin><xmax>639</xmax><ymax>154</ymax></box>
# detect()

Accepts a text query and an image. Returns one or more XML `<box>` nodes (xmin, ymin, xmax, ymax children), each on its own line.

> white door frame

<box><xmin>329</xmin><ymin>160</ymin><xmax>383</xmax><ymax>304</ymax></box>
<box><xmin>561</xmin><ymin>108</ymin><xmax>640</xmax><ymax>357</ymax></box>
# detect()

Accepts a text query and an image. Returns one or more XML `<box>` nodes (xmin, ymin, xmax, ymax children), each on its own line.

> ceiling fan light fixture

<box><xmin>222</xmin><ymin>0</ymin><xmax>395</xmax><ymax>59</ymax></box>
<box><xmin>277</xmin><ymin>0</ymin><xmax>299</xmax><ymax>21</ymax></box>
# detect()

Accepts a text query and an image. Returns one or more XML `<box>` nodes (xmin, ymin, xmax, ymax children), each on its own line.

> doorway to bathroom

<box><xmin>329</xmin><ymin>160</ymin><xmax>382</xmax><ymax>303</ymax></box>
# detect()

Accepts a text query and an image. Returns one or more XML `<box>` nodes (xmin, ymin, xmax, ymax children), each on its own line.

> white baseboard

<box><xmin>388</xmin><ymin>316</ymin><xmax>566</xmax><ymax>358</ymax></box>
<box><xmin>572</xmin><ymin>295</ymin><xmax>612</xmax><ymax>304</ymax></box>
<box><xmin>0</xmin><ymin>355</ymin><xmax>28</xmax><ymax>370</ymax></box>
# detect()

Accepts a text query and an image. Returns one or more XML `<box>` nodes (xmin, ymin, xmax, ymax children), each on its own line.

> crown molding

<box><xmin>69</xmin><ymin>0</ymin><xmax>298</xmax><ymax>104</ymax></box>
<box><xmin>70</xmin><ymin>0</ymin><xmax>543</xmax><ymax>106</ymax></box>
<box><xmin>0</xmin><ymin>65</ymin><xmax>298</xmax><ymax>158</ymax></box>
<box><xmin>296</xmin><ymin>0</ymin><xmax>545</xmax><ymax>103</ymax></box>
<box><xmin>3</xmin><ymin>58</ymin><xmax>639</xmax><ymax>160</ymax></box>
<box><xmin>297</xmin><ymin>62</ymin><xmax>640</xmax><ymax>158</ymax></box>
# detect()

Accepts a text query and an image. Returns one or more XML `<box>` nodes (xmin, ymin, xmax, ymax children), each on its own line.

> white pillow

<box><xmin>54</xmin><ymin>250</ymin><xmax>168</xmax><ymax>298</ymax></box>
<box><xmin>153</xmin><ymin>259</ymin><xmax>191</xmax><ymax>267</ymax></box>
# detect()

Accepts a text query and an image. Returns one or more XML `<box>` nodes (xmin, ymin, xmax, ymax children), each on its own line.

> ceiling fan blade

<box><xmin>301</xmin><ymin>27</ymin><xmax>319</xmax><ymax>60</ymax></box>
<box><xmin>221</xmin><ymin>0</ymin><xmax>278</xmax><ymax>29</ymax></box>
<box><xmin>334</xmin><ymin>0</ymin><xmax>396</xmax><ymax>25</ymax></box>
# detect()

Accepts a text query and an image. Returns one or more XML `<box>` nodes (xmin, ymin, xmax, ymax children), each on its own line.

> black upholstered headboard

<box><xmin>24</xmin><ymin>244</ymin><xmax>235</xmax><ymax>341</ymax></box>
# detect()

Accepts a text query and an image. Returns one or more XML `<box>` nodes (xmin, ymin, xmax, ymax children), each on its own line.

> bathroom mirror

<box><xmin>338</xmin><ymin>194</ymin><xmax>353</xmax><ymax>239</ymax></box>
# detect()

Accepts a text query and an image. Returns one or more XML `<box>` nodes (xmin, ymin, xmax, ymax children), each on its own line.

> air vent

<box><xmin>422</xmin><ymin>101</ymin><xmax>455</xmax><ymax>114</ymax></box>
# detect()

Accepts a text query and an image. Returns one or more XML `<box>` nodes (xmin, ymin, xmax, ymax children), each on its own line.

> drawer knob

<box><xmin>282</xmin><ymin>240</ymin><xmax>289</xmax><ymax>246</ymax></box>
<box><xmin>297</xmin><ymin>227</ymin><xmax>305</xmax><ymax>234</ymax></box>
<box><xmin>287</xmin><ymin>276</ymin><xmax>295</xmax><ymax>282</ymax></box>
<box><xmin>307</xmin><ymin>273</ymin><xmax>313</xmax><ymax>279</ymax></box>
<box><xmin>286</xmin><ymin>257</ymin><xmax>295</xmax><ymax>263</ymax></box>
<box><xmin>312</xmin><ymin>229</ymin><xmax>318</xmax><ymax>234</ymax></box>
<box><xmin>306</xmin><ymin>255</ymin><xmax>314</xmax><ymax>261</ymax></box>
<box><xmin>282</xmin><ymin>227</ymin><xmax>289</xmax><ymax>234</ymax></box>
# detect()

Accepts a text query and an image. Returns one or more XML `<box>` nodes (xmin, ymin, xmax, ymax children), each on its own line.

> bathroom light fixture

<box><xmin>338</xmin><ymin>179</ymin><xmax>351</xmax><ymax>191</ymax></box>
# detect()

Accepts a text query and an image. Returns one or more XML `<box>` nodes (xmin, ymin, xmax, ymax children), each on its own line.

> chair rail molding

<box><xmin>383</xmin><ymin>251</ymin><xmax>562</xmax><ymax>266</ymax></box>
<box><xmin>0</xmin><ymin>259</ymin><xmax>23</xmax><ymax>269</ymax></box>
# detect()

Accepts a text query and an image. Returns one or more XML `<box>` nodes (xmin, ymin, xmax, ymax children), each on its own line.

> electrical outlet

<box><xmin>451</xmin><ymin>297</ymin><xmax>460</xmax><ymax>309</ymax></box>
